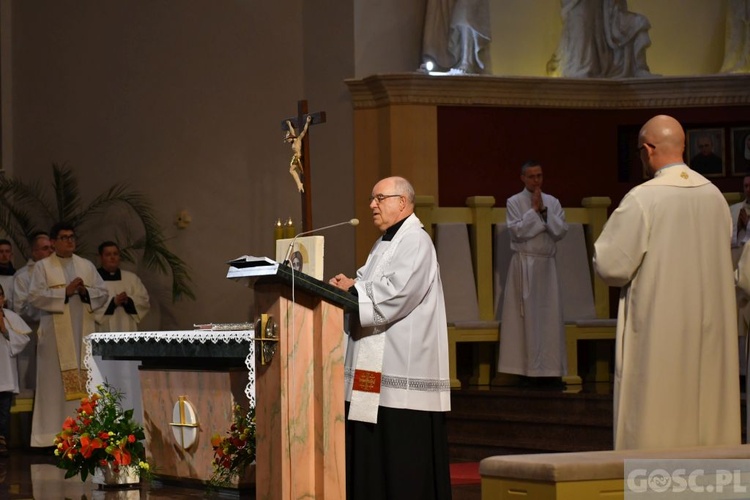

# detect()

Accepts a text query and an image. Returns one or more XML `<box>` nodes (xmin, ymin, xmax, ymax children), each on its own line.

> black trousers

<box><xmin>345</xmin><ymin>404</ymin><xmax>452</xmax><ymax>500</ymax></box>
<box><xmin>0</xmin><ymin>391</ymin><xmax>12</xmax><ymax>440</ymax></box>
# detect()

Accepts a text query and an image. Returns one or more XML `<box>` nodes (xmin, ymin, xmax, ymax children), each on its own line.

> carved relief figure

<box><xmin>421</xmin><ymin>0</ymin><xmax>491</xmax><ymax>74</ymax></box>
<box><xmin>720</xmin><ymin>0</ymin><xmax>750</xmax><ymax>73</ymax></box>
<box><xmin>549</xmin><ymin>0</ymin><xmax>652</xmax><ymax>78</ymax></box>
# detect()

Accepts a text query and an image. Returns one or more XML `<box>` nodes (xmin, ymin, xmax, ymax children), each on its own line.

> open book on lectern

<box><xmin>226</xmin><ymin>255</ymin><xmax>358</xmax><ymax>312</ymax></box>
<box><xmin>225</xmin><ymin>255</ymin><xmax>279</xmax><ymax>279</ymax></box>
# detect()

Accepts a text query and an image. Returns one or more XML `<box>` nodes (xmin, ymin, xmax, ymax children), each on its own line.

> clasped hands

<box><xmin>65</xmin><ymin>277</ymin><xmax>88</xmax><ymax>298</ymax></box>
<box><xmin>114</xmin><ymin>291</ymin><xmax>129</xmax><ymax>306</ymax></box>
<box><xmin>532</xmin><ymin>187</ymin><xmax>545</xmax><ymax>213</ymax></box>
<box><xmin>329</xmin><ymin>274</ymin><xmax>356</xmax><ymax>291</ymax></box>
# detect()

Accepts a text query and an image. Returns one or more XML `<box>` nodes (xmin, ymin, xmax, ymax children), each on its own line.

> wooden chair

<box><xmin>418</xmin><ymin>195</ymin><xmax>614</xmax><ymax>387</ymax></box>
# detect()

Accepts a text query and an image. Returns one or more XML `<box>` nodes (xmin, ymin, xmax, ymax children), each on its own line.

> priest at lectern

<box><xmin>329</xmin><ymin>176</ymin><xmax>452</xmax><ymax>500</ymax></box>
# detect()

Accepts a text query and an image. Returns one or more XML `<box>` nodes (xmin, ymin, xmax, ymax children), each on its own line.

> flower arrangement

<box><xmin>54</xmin><ymin>383</ymin><xmax>151</xmax><ymax>482</ymax></box>
<box><xmin>209</xmin><ymin>403</ymin><xmax>256</xmax><ymax>487</ymax></box>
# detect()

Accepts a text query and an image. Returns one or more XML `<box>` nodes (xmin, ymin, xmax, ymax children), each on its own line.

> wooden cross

<box><xmin>281</xmin><ymin>100</ymin><xmax>326</xmax><ymax>232</ymax></box>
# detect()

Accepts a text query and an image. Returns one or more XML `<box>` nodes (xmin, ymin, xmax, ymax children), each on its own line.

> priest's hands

<box><xmin>329</xmin><ymin>274</ymin><xmax>355</xmax><ymax>291</ymax></box>
<box><xmin>66</xmin><ymin>277</ymin><xmax>86</xmax><ymax>297</ymax></box>
<box><xmin>740</xmin><ymin>208</ymin><xmax>749</xmax><ymax>229</ymax></box>
<box><xmin>114</xmin><ymin>291</ymin><xmax>129</xmax><ymax>306</ymax></box>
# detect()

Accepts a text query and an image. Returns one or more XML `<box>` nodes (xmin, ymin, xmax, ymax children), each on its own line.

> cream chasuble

<box><xmin>594</xmin><ymin>164</ymin><xmax>740</xmax><ymax>450</ymax></box>
<box><xmin>28</xmin><ymin>253</ymin><xmax>107</xmax><ymax>447</ymax></box>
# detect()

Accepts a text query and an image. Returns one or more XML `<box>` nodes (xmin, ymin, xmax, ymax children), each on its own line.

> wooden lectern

<box><xmin>228</xmin><ymin>257</ymin><xmax>357</xmax><ymax>499</ymax></box>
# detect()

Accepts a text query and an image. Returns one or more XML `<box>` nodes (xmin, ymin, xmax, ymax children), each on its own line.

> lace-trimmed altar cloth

<box><xmin>83</xmin><ymin>329</ymin><xmax>256</xmax><ymax>424</ymax></box>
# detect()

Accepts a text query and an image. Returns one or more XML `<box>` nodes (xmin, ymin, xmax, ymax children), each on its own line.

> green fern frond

<box><xmin>0</xmin><ymin>163</ymin><xmax>194</xmax><ymax>302</ymax></box>
<box><xmin>78</xmin><ymin>183</ymin><xmax>195</xmax><ymax>301</ymax></box>
<box><xmin>52</xmin><ymin>163</ymin><xmax>83</xmax><ymax>224</ymax></box>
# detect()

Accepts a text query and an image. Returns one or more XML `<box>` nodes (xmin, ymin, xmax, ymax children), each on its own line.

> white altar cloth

<box><xmin>83</xmin><ymin>330</ymin><xmax>256</xmax><ymax>424</ymax></box>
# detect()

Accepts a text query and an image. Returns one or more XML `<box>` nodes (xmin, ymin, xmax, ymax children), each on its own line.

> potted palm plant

<box><xmin>0</xmin><ymin>163</ymin><xmax>193</xmax><ymax>300</ymax></box>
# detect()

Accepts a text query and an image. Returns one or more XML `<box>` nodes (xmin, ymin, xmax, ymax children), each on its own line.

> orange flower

<box><xmin>79</xmin><ymin>434</ymin><xmax>105</xmax><ymax>459</ymax></box>
<box><xmin>78</xmin><ymin>397</ymin><xmax>97</xmax><ymax>416</ymax></box>
<box><xmin>127</xmin><ymin>434</ymin><xmax>136</xmax><ymax>443</ymax></box>
<box><xmin>62</xmin><ymin>417</ymin><xmax>79</xmax><ymax>432</ymax></box>
<box><xmin>111</xmin><ymin>447</ymin><xmax>132</xmax><ymax>466</ymax></box>
<box><xmin>210</xmin><ymin>434</ymin><xmax>222</xmax><ymax>448</ymax></box>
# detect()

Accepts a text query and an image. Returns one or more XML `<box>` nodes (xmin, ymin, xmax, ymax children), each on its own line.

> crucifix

<box><xmin>281</xmin><ymin>100</ymin><xmax>326</xmax><ymax>232</ymax></box>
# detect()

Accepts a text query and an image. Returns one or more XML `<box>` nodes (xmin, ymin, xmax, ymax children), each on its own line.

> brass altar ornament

<box><xmin>169</xmin><ymin>396</ymin><xmax>199</xmax><ymax>450</ymax></box>
<box><xmin>255</xmin><ymin>313</ymin><xmax>278</xmax><ymax>365</ymax></box>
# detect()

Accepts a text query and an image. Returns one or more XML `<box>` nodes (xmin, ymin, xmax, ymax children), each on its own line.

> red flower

<box><xmin>79</xmin><ymin>435</ymin><xmax>105</xmax><ymax>459</ymax></box>
<box><xmin>98</xmin><ymin>431</ymin><xmax>110</xmax><ymax>440</ymax></box>
<box><xmin>62</xmin><ymin>417</ymin><xmax>79</xmax><ymax>432</ymax></box>
<box><xmin>127</xmin><ymin>434</ymin><xmax>136</xmax><ymax>443</ymax></box>
<box><xmin>78</xmin><ymin>397</ymin><xmax>97</xmax><ymax>416</ymax></box>
<box><xmin>111</xmin><ymin>447</ymin><xmax>132</xmax><ymax>466</ymax></box>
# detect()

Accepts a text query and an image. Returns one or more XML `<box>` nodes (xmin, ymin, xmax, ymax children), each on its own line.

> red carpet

<box><xmin>450</xmin><ymin>461</ymin><xmax>480</xmax><ymax>485</ymax></box>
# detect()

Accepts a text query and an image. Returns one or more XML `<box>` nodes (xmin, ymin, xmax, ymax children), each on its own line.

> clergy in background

<box><xmin>0</xmin><ymin>239</ymin><xmax>16</xmax><ymax>310</ymax></box>
<box><xmin>12</xmin><ymin>232</ymin><xmax>54</xmax><ymax>402</ymax></box>
<box><xmin>27</xmin><ymin>222</ymin><xmax>108</xmax><ymax>448</ymax></box>
<box><xmin>594</xmin><ymin>114</ymin><xmax>740</xmax><ymax>450</ymax></box>
<box><xmin>94</xmin><ymin>241</ymin><xmax>150</xmax><ymax>333</ymax></box>
<box><xmin>497</xmin><ymin>160</ymin><xmax>568</xmax><ymax>387</ymax></box>
<box><xmin>92</xmin><ymin>240</ymin><xmax>150</xmax><ymax>421</ymax></box>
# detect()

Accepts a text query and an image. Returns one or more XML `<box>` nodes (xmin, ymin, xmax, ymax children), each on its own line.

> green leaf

<box><xmin>0</xmin><ymin>163</ymin><xmax>194</xmax><ymax>301</ymax></box>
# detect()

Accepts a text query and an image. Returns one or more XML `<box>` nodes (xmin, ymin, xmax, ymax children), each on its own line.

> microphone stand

<box><xmin>282</xmin><ymin>218</ymin><xmax>359</xmax><ymax>266</ymax></box>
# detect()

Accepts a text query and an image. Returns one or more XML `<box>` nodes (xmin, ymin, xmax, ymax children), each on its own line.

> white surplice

<box><xmin>345</xmin><ymin>213</ymin><xmax>451</xmax><ymax>420</ymax></box>
<box><xmin>0</xmin><ymin>309</ymin><xmax>32</xmax><ymax>393</ymax></box>
<box><xmin>27</xmin><ymin>254</ymin><xmax>108</xmax><ymax>447</ymax></box>
<box><xmin>497</xmin><ymin>190</ymin><xmax>568</xmax><ymax>377</ymax></box>
<box><xmin>94</xmin><ymin>270</ymin><xmax>150</xmax><ymax>332</ymax></box>
<box><xmin>594</xmin><ymin>164</ymin><xmax>740</xmax><ymax>450</ymax></box>
<box><xmin>0</xmin><ymin>275</ymin><xmax>15</xmax><ymax>311</ymax></box>
<box><xmin>91</xmin><ymin>269</ymin><xmax>150</xmax><ymax>422</ymax></box>
<box><xmin>12</xmin><ymin>260</ymin><xmax>42</xmax><ymax>392</ymax></box>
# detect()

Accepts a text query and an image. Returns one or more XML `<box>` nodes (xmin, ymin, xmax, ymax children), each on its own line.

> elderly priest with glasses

<box><xmin>329</xmin><ymin>176</ymin><xmax>452</xmax><ymax>500</ymax></box>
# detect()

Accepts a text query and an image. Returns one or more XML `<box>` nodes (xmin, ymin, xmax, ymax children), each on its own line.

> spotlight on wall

<box><xmin>175</xmin><ymin>209</ymin><xmax>192</xmax><ymax>229</ymax></box>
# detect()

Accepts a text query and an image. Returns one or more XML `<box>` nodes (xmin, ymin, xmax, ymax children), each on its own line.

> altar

<box><xmin>84</xmin><ymin>328</ymin><xmax>255</xmax><ymax>486</ymax></box>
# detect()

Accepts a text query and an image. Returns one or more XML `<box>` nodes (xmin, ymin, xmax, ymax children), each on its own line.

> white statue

<box><xmin>720</xmin><ymin>0</ymin><xmax>750</xmax><ymax>73</ymax></box>
<box><xmin>549</xmin><ymin>0</ymin><xmax>652</xmax><ymax>78</ymax></box>
<box><xmin>421</xmin><ymin>0</ymin><xmax>491</xmax><ymax>74</ymax></box>
<box><xmin>284</xmin><ymin>115</ymin><xmax>312</xmax><ymax>193</ymax></box>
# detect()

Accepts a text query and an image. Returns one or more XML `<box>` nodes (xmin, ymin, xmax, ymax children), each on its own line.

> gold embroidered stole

<box><xmin>42</xmin><ymin>255</ymin><xmax>91</xmax><ymax>401</ymax></box>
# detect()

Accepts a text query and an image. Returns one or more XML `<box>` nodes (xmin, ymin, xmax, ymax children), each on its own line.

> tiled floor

<box><xmin>0</xmin><ymin>449</ymin><xmax>480</xmax><ymax>499</ymax></box>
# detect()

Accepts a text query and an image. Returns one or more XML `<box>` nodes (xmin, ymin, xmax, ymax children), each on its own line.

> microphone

<box><xmin>283</xmin><ymin>218</ymin><xmax>359</xmax><ymax>266</ymax></box>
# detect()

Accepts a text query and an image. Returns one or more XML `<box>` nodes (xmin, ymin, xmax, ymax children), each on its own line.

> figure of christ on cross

<box><xmin>285</xmin><ymin>115</ymin><xmax>312</xmax><ymax>193</ymax></box>
<box><xmin>281</xmin><ymin>100</ymin><xmax>326</xmax><ymax>232</ymax></box>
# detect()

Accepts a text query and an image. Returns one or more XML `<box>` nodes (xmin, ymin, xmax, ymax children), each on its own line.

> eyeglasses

<box><xmin>638</xmin><ymin>143</ymin><xmax>656</xmax><ymax>152</ymax></box>
<box><xmin>56</xmin><ymin>235</ymin><xmax>76</xmax><ymax>242</ymax></box>
<box><xmin>369</xmin><ymin>194</ymin><xmax>402</xmax><ymax>203</ymax></box>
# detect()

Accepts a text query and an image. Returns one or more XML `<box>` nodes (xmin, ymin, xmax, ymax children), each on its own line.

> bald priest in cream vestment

<box><xmin>28</xmin><ymin>225</ymin><xmax>108</xmax><ymax>447</ymax></box>
<box><xmin>594</xmin><ymin>115</ymin><xmax>740</xmax><ymax>450</ymax></box>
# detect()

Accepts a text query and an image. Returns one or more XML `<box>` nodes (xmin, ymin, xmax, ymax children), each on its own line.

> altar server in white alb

<box><xmin>329</xmin><ymin>176</ymin><xmax>451</xmax><ymax>500</ymax></box>
<box><xmin>92</xmin><ymin>241</ymin><xmax>150</xmax><ymax>421</ymax></box>
<box><xmin>498</xmin><ymin>160</ymin><xmax>568</xmax><ymax>385</ymax></box>
<box><xmin>594</xmin><ymin>114</ymin><xmax>740</xmax><ymax>450</ymax></box>
<box><xmin>28</xmin><ymin>222</ymin><xmax>109</xmax><ymax>447</ymax></box>
<box><xmin>12</xmin><ymin>232</ymin><xmax>53</xmax><ymax>395</ymax></box>
<box><xmin>94</xmin><ymin>241</ymin><xmax>150</xmax><ymax>333</ymax></box>
<box><xmin>0</xmin><ymin>283</ymin><xmax>31</xmax><ymax>458</ymax></box>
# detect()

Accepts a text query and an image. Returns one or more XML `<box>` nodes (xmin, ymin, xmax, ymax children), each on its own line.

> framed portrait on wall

<box><xmin>731</xmin><ymin>127</ymin><xmax>750</xmax><ymax>176</ymax></box>
<box><xmin>686</xmin><ymin>128</ymin><xmax>725</xmax><ymax>177</ymax></box>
